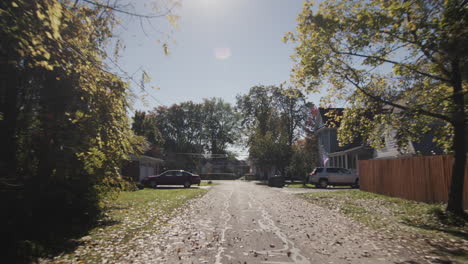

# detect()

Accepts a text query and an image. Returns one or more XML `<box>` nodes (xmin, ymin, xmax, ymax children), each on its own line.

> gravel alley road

<box><xmin>123</xmin><ymin>181</ymin><xmax>429</xmax><ymax>264</ymax></box>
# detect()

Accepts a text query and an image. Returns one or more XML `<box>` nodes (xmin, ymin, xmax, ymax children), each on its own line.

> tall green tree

<box><xmin>285</xmin><ymin>0</ymin><xmax>467</xmax><ymax>214</ymax></box>
<box><xmin>248</xmin><ymin>130</ymin><xmax>291</xmax><ymax>176</ymax></box>
<box><xmin>152</xmin><ymin>102</ymin><xmax>205</xmax><ymax>153</ymax></box>
<box><xmin>202</xmin><ymin>98</ymin><xmax>241</xmax><ymax>154</ymax></box>
<box><xmin>0</xmin><ymin>0</ymin><xmax>175</xmax><ymax>260</ymax></box>
<box><xmin>236</xmin><ymin>85</ymin><xmax>277</xmax><ymax>136</ymax></box>
<box><xmin>151</xmin><ymin>103</ymin><xmax>204</xmax><ymax>169</ymax></box>
<box><xmin>1</xmin><ymin>0</ymin><xmax>144</xmax><ymax>200</ymax></box>
<box><xmin>271</xmin><ymin>86</ymin><xmax>310</xmax><ymax>146</ymax></box>
<box><xmin>237</xmin><ymin>85</ymin><xmax>314</xmax><ymax>176</ymax></box>
<box><xmin>132</xmin><ymin>111</ymin><xmax>164</xmax><ymax>146</ymax></box>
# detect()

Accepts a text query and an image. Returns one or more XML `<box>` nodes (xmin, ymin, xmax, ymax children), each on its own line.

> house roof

<box><xmin>318</xmin><ymin>108</ymin><xmax>344</xmax><ymax>127</ymax></box>
<box><xmin>129</xmin><ymin>154</ymin><xmax>164</xmax><ymax>164</ymax></box>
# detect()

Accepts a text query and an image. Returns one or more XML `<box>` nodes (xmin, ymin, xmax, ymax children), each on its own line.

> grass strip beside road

<box><xmin>299</xmin><ymin>190</ymin><xmax>468</xmax><ymax>262</ymax></box>
<box><xmin>286</xmin><ymin>183</ymin><xmax>315</xmax><ymax>188</ymax></box>
<box><xmin>285</xmin><ymin>183</ymin><xmax>352</xmax><ymax>188</ymax></box>
<box><xmin>46</xmin><ymin>187</ymin><xmax>208</xmax><ymax>263</ymax></box>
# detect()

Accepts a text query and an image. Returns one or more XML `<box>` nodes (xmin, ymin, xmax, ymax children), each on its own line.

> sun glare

<box><xmin>214</xmin><ymin>47</ymin><xmax>232</xmax><ymax>60</ymax></box>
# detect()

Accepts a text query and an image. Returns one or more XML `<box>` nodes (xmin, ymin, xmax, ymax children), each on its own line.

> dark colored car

<box><xmin>141</xmin><ymin>170</ymin><xmax>201</xmax><ymax>188</ymax></box>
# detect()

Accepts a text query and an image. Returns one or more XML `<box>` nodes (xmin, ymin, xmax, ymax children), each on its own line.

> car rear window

<box><xmin>314</xmin><ymin>168</ymin><xmax>323</xmax><ymax>173</ymax></box>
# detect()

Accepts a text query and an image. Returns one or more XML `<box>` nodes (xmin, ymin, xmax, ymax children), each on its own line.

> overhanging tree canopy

<box><xmin>285</xmin><ymin>0</ymin><xmax>467</xmax><ymax>214</ymax></box>
<box><xmin>0</xmin><ymin>0</ymin><xmax>177</xmax><ymax>261</ymax></box>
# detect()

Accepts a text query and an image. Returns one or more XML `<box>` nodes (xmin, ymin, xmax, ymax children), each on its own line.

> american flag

<box><xmin>322</xmin><ymin>154</ymin><xmax>329</xmax><ymax>166</ymax></box>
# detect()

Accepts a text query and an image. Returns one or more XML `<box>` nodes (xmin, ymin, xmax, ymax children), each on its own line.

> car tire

<box><xmin>183</xmin><ymin>181</ymin><xmax>191</xmax><ymax>188</ymax></box>
<box><xmin>352</xmin><ymin>179</ymin><xmax>359</xmax><ymax>189</ymax></box>
<box><xmin>319</xmin><ymin>179</ymin><xmax>328</xmax><ymax>189</ymax></box>
<box><xmin>149</xmin><ymin>180</ymin><xmax>157</xmax><ymax>189</ymax></box>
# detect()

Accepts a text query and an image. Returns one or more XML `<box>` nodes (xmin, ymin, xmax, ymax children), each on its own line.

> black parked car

<box><xmin>141</xmin><ymin>170</ymin><xmax>201</xmax><ymax>188</ymax></box>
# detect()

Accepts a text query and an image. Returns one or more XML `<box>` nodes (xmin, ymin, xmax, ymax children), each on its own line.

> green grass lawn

<box><xmin>285</xmin><ymin>183</ymin><xmax>353</xmax><ymax>189</ymax></box>
<box><xmin>299</xmin><ymin>190</ymin><xmax>468</xmax><ymax>262</ymax></box>
<box><xmin>286</xmin><ymin>183</ymin><xmax>316</xmax><ymax>188</ymax></box>
<box><xmin>49</xmin><ymin>187</ymin><xmax>208</xmax><ymax>263</ymax></box>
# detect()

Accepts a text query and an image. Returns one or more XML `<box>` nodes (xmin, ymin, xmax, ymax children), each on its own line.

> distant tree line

<box><xmin>131</xmin><ymin>98</ymin><xmax>241</xmax><ymax>171</ymax></box>
<box><xmin>132</xmin><ymin>87</ymin><xmax>319</xmax><ymax>181</ymax></box>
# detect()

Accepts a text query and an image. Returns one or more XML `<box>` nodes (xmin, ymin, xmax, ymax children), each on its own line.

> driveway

<box><xmin>122</xmin><ymin>181</ymin><xmax>429</xmax><ymax>263</ymax></box>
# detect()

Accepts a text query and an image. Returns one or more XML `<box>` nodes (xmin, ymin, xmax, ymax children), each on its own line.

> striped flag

<box><xmin>322</xmin><ymin>154</ymin><xmax>329</xmax><ymax>166</ymax></box>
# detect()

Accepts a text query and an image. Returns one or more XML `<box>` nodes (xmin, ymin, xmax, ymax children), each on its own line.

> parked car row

<box><xmin>141</xmin><ymin>167</ymin><xmax>358</xmax><ymax>189</ymax></box>
<box><xmin>308</xmin><ymin>167</ymin><xmax>359</xmax><ymax>189</ymax></box>
<box><xmin>141</xmin><ymin>170</ymin><xmax>201</xmax><ymax>188</ymax></box>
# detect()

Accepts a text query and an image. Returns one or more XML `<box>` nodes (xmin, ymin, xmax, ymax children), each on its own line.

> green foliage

<box><xmin>132</xmin><ymin>110</ymin><xmax>164</xmax><ymax>146</ymax></box>
<box><xmin>286</xmin><ymin>0</ymin><xmax>467</xmax><ymax>214</ymax></box>
<box><xmin>285</xmin><ymin>0</ymin><xmax>467</xmax><ymax>151</ymax></box>
<box><xmin>236</xmin><ymin>85</ymin><xmax>277</xmax><ymax>136</ymax></box>
<box><xmin>249</xmin><ymin>130</ymin><xmax>291</xmax><ymax>171</ymax></box>
<box><xmin>202</xmin><ymin>98</ymin><xmax>241</xmax><ymax>154</ymax></box>
<box><xmin>0</xmin><ymin>0</ymin><xmax>160</xmax><ymax>261</ymax></box>
<box><xmin>131</xmin><ymin>98</ymin><xmax>241</xmax><ymax>170</ymax></box>
<box><xmin>286</xmin><ymin>136</ymin><xmax>319</xmax><ymax>182</ymax></box>
<box><xmin>237</xmin><ymin>85</ymin><xmax>316</xmax><ymax>175</ymax></box>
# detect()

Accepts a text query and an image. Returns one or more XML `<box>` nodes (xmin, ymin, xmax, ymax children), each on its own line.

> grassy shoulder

<box><xmin>47</xmin><ymin>187</ymin><xmax>208</xmax><ymax>263</ymax></box>
<box><xmin>299</xmin><ymin>190</ymin><xmax>468</xmax><ymax>262</ymax></box>
<box><xmin>286</xmin><ymin>183</ymin><xmax>316</xmax><ymax>188</ymax></box>
<box><xmin>285</xmin><ymin>183</ymin><xmax>353</xmax><ymax>188</ymax></box>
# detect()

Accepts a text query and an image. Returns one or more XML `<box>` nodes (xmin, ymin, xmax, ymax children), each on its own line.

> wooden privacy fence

<box><xmin>359</xmin><ymin>155</ymin><xmax>468</xmax><ymax>208</ymax></box>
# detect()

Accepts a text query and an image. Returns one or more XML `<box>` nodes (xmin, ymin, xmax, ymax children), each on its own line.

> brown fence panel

<box><xmin>359</xmin><ymin>155</ymin><xmax>468</xmax><ymax>208</ymax></box>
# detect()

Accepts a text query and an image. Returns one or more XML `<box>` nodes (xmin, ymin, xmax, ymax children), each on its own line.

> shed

<box><xmin>122</xmin><ymin>155</ymin><xmax>164</xmax><ymax>182</ymax></box>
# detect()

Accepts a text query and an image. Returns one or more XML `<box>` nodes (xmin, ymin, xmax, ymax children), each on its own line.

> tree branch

<box><xmin>334</xmin><ymin>50</ymin><xmax>452</xmax><ymax>83</ymax></box>
<box><xmin>82</xmin><ymin>0</ymin><xmax>172</xmax><ymax>19</ymax></box>
<box><xmin>343</xmin><ymin>74</ymin><xmax>453</xmax><ymax>123</ymax></box>
<box><xmin>328</xmin><ymin>53</ymin><xmax>453</xmax><ymax>122</ymax></box>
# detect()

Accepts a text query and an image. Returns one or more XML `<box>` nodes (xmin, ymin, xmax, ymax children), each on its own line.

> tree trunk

<box><xmin>0</xmin><ymin>63</ymin><xmax>19</xmax><ymax>179</ymax></box>
<box><xmin>446</xmin><ymin>122</ymin><xmax>466</xmax><ymax>215</ymax></box>
<box><xmin>446</xmin><ymin>60</ymin><xmax>466</xmax><ymax>216</ymax></box>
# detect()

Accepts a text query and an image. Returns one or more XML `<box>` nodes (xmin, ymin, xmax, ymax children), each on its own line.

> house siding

<box><xmin>121</xmin><ymin>155</ymin><xmax>163</xmax><ymax>182</ymax></box>
<box><xmin>315</xmin><ymin>108</ymin><xmax>373</xmax><ymax>173</ymax></box>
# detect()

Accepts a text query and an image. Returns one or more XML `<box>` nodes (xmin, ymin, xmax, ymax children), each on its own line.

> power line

<box><xmin>104</xmin><ymin>56</ymin><xmax>165</xmax><ymax>107</ymax></box>
<box><xmin>54</xmin><ymin>25</ymin><xmax>166</xmax><ymax>109</ymax></box>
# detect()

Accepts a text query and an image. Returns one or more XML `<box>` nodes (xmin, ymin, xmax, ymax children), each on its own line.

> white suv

<box><xmin>308</xmin><ymin>167</ymin><xmax>359</xmax><ymax>189</ymax></box>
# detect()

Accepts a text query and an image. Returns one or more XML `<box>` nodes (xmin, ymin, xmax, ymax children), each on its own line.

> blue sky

<box><xmin>115</xmin><ymin>0</ymin><xmax>321</xmax><ymax>111</ymax></box>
